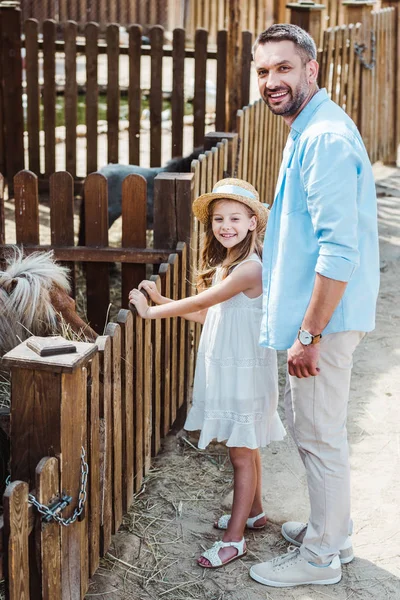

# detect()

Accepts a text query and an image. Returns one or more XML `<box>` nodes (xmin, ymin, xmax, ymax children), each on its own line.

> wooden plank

<box><xmin>143</xmin><ymin>316</ymin><xmax>152</xmax><ymax>475</ymax></box>
<box><xmin>176</xmin><ymin>242</ymin><xmax>187</xmax><ymax>410</ymax></box>
<box><xmin>80</xmin><ymin>366</ymin><xmax>89</xmax><ymax>599</ymax></box>
<box><xmin>150</xmin><ymin>26</ymin><xmax>164</xmax><ymax>167</ymax></box>
<box><xmin>14</xmin><ymin>170</ymin><xmax>39</xmax><ymax>245</ymax></box>
<box><xmin>64</xmin><ymin>21</ymin><xmax>78</xmax><ymax>178</ymax></box>
<box><xmin>50</xmin><ymin>171</ymin><xmax>75</xmax><ymax>293</ymax></box>
<box><xmin>0</xmin><ymin>244</ymin><xmax>171</xmax><ymax>264</ymax></box>
<box><xmin>128</xmin><ymin>24</ymin><xmax>142</xmax><ymax>165</ymax></box>
<box><xmin>86</xmin><ymin>22</ymin><xmax>99</xmax><ymax>175</ymax></box>
<box><xmin>24</xmin><ymin>19</ymin><xmax>40</xmax><ymax>175</ymax></box>
<box><xmin>88</xmin><ymin>353</ymin><xmax>100</xmax><ymax>577</ymax></box>
<box><xmin>133</xmin><ymin>311</ymin><xmax>144</xmax><ymax>491</ymax></box>
<box><xmin>121</xmin><ymin>174</ymin><xmax>147</xmax><ymax>308</ymax></box>
<box><xmin>193</xmin><ymin>28</ymin><xmax>208</xmax><ymax>148</ymax></box>
<box><xmin>150</xmin><ymin>274</ymin><xmax>162</xmax><ymax>456</ymax></box>
<box><xmin>95</xmin><ymin>336</ymin><xmax>112</xmax><ymax>556</ymax></box>
<box><xmin>216</xmin><ymin>29</ymin><xmax>228</xmax><ymax>131</ymax></box>
<box><xmin>0</xmin><ymin>5</ymin><xmax>25</xmax><ymax>185</ymax></box>
<box><xmin>104</xmin><ymin>323</ymin><xmax>123</xmax><ymax>532</ymax></box>
<box><xmin>107</xmin><ymin>24</ymin><xmax>120</xmax><ymax>164</ymax></box>
<box><xmin>36</xmin><ymin>457</ymin><xmax>61</xmax><ymax>600</ymax></box>
<box><xmin>84</xmin><ymin>173</ymin><xmax>110</xmax><ymax>334</ymax></box>
<box><xmin>116</xmin><ymin>309</ymin><xmax>135</xmax><ymax>511</ymax></box>
<box><xmin>241</xmin><ymin>31</ymin><xmax>253</xmax><ymax>108</ymax></box>
<box><xmin>154</xmin><ymin>173</ymin><xmax>177</xmax><ymax>249</ymax></box>
<box><xmin>172</xmin><ymin>27</ymin><xmax>185</xmax><ymax>158</ymax></box>
<box><xmin>168</xmin><ymin>253</ymin><xmax>179</xmax><ymax>426</ymax></box>
<box><xmin>175</xmin><ymin>173</ymin><xmax>195</xmax><ymax>245</ymax></box>
<box><xmin>158</xmin><ymin>263</ymin><xmax>171</xmax><ymax>436</ymax></box>
<box><xmin>3</xmin><ymin>481</ymin><xmax>30</xmax><ymax>600</ymax></box>
<box><xmin>42</xmin><ymin>20</ymin><xmax>57</xmax><ymax>175</ymax></box>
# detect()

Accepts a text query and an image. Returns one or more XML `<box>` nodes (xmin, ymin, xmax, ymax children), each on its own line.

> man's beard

<box><xmin>263</xmin><ymin>77</ymin><xmax>309</xmax><ymax>117</ymax></box>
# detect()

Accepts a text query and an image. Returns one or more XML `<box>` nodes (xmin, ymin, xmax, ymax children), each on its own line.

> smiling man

<box><xmin>249</xmin><ymin>24</ymin><xmax>380</xmax><ymax>587</ymax></box>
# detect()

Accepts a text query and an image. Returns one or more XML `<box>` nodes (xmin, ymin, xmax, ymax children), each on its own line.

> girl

<box><xmin>129</xmin><ymin>177</ymin><xmax>285</xmax><ymax>569</ymax></box>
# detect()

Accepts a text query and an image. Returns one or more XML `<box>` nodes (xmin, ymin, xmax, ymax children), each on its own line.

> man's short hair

<box><xmin>253</xmin><ymin>24</ymin><xmax>317</xmax><ymax>63</ymax></box>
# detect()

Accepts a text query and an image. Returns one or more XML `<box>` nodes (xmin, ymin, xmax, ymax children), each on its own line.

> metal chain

<box><xmin>354</xmin><ymin>31</ymin><xmax>376</xmax><ymax>71</ymax></box>
<box><xmin>27</xmin><ymin>446</ymin><xmax>88</xmax><ymax>527</ymax></box>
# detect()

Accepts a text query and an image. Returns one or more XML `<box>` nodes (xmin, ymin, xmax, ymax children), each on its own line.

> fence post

<box><xmin>204</xmin><ymin>131</ymin><xmax>239</xmax><ymax>177</ymax></box>
<box><xmin>0</xmin><ymin>1</ymin><xmax>24</xmax><ymax>192</ymax></box>
<box><xmin>2</xmin><ymin>339</ymin><xmax>97</xmax><ymax>599</ymax></box>
<box><xmin>287</xmin><ymin>2</ymin><xmax>326</xmax><ymax>49</ymax></box>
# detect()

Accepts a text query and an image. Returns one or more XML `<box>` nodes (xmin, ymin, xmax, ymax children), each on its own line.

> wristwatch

<box><xmin>298</xmin><ymin>328</ymin><xmax>322</xmax><ymax>346</ymax></box>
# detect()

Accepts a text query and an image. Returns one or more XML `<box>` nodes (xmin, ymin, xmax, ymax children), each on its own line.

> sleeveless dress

<box><xmin>184</xmin><ymin>254</ymin><xmax>285</xmax><ymax>449</ymax></box>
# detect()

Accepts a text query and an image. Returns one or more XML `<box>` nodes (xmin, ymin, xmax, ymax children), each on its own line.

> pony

<box><xmin>78</xmin><ymin>147</ymin><xmax>203</xmax><ymax>245</ymax></box>
<box><xmin>0</xmin><ymin>247</ymin><xmax>97</xmax><ymax>358</ymax></box>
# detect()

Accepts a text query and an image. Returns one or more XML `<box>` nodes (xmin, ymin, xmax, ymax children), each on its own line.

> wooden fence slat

<box><xmin>104</xmin><ymin>323</ymin><xmax>123</xmax><ymax>532</ymax></box>
<box><xmin>150</xmin><ymin>274</ymin><xmax>162</xmax><ymax>456</ymax></box>
<box><xmin>14</xmin><ymin>170</ymin><xmax>39</xmax><ymax>244</ymax></box>
<box><xmin>154</xmin><ymin>173</ymin><xmax>177</xmax><ymax>249</ymax></box>
<box><xmin>50</xmin><ymin>171</ymin><xmax>75</xmax><ymax>293</ymax></box>
<box><xmin>107</xmin><ymin>24</ymin><xmax>120</xmax><ymax>164</ymax></box>
<box><xmin>3</xmin><ymin>481</ymin><xmax>30</xmax><ymax>600</ymax></box>
<box><xmin>121</xmin><ymin>174</ymin><xmax>147</xmax><ymax>308</ymax></box>
<box><xmin>0</xmin><ymin>5</ymin><xmax>25</xmax><ymax>186</ymax></box>
<box><xmin>80</xmin><ymin>365</ymin><xmax>89</xmax><ymax>599</ymax></box>
<box><xmin>128</xmin><ymin>24</ymin><xmax>142</xmax><ymax>165</ymax></box>
<box><xmin>96</xmin><ymin>335</ymin><xmax>113</xmax><ymax>556</ymax></box>
<box><xmin>172</xmin><ymin>27</ymin><xmax>185</xmax><ymax>158</ymax></box>
<box><xmin>193</xmin><ymin>28</ymin><xmax>208</xmax><ymax>149</ymax></box>
<box><xmin>168</xmin><ymin>253</ymin><xmax>179</xmax><ymax>425</ymax></box>
<box><xmin>143</xmin><ymin>316</ymin><xmax>152</xmax><ymax>475</ymax></box>
<box><xmin>86</xmin><ymin>22</ymin><xmax>99</xmax><ymax>175</ymax></box>
<box><xmin>36</xmin><ymin>457</ymin><xmax>61</xmax><ymax>600</ymax></box>
<box><xmin>84</xmin><ymin>173</ymin><xmax>110</xmax><ymax>334</ymax></box>
<box><xmin>241</xmin><ymin>31</ymin><xmax>253</xmax><ymax>108</ymax></box>
<box><xmin>150</xmin><ymin>26</ymin><xmax>164</xmax><ymax>167</ymax></box>
<box><xmin>64</xmin><ymin>21</ymin><xmax>78</xmax><ymax>178</ymax></box>
<box><xmin>216</xmin><ymin>29</ymin><xmax>228</xmax><ymax>131</ymax></box>
<box><xmin>116</xmin><ymin>309</ymin><xmax>135</xmax><ymax>511</ymax></box>
<box><xmin>24</xmin><ymin>19</ymin><xmax>40</xmax><ymax>175</ymax></box>
<box><xmin>176</xmin><ymin>242</ymin><xmax>187</xmax><ymax>410</ymax></box>
<box><xmin>133</xmin><ymin>311</ymin><xmax>144</xmax><ymax>491</ymax></box>
<box><xmin>158</xmin><ymin>263</ymin><xmax>171</xmax><ymax>436</ymax></box>
<box><xmin>42</xmin><ymin>20</ymin><xmax>57</xmax><ymax>176</ymax></box>
<box><xmin>88</xmin><ymin>352</ymin><xmax>100</xmax><ymax>577</ymax></box>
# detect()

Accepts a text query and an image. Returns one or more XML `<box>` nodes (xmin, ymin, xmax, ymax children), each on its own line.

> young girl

<box><xmin>129</xmin><ymin>177</ymin><xmax>285</xmax><ymax>569</ymax></box>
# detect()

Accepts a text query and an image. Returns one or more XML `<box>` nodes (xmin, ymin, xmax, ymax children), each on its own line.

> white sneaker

<box><xmin>282</xmin><ymin>521</ymin><xmax>354</xmax><ymax>565</ymax></box>
<box><xmin>249</xmin><ymin>547</ymin><xmax>342</xmax><ymax>588</ymax></box>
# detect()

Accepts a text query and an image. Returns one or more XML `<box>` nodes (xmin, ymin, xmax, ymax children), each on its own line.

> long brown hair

<box><xmin>196</xmin><ymin>200</ymin><xmax>264</xmax><ymax>290</ymax></box>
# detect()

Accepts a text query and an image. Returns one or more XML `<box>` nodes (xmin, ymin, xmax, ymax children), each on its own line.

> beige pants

<box><xmin>285</xmin><ymin>330</ymin><xmax>365</xmax><ymax>565</ymax></box>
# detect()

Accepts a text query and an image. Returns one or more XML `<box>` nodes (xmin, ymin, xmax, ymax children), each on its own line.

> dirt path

<box><xmin>85</xmin><ymin>164</ymin><xmax>399</xmax><ymax>599</ymax></box>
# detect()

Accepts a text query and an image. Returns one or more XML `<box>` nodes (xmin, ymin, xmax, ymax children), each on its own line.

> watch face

<box><xmin>299</xmin><ymin>330</ymin><xmax>312</xmax><ymax>345</ymax></box>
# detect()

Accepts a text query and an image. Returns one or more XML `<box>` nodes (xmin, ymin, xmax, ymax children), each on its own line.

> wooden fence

<box><xmin>19</xmin><ymin>0</ymin><xmax>176</xmax><ymax>31</ymax></box>
<box><xmin>0</xmin><ymin>5</ymin><xmax>253</xmax><ymax>185</ymax></box>
<box><xmin>319</xmin><ymin>7</ymin><xmax>398</xmax><ymax>164</ymax></box>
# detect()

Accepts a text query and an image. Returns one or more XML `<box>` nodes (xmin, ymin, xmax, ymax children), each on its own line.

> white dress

<box><xmin>184</xmin><ymin>254</ymin><xmax>286</xmax><ymax>450</ymax></box>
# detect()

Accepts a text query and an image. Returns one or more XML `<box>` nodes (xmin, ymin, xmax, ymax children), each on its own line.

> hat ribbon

<box><xmin>212</xmin><ymin>184</ymin><xmax>257</xmax><ymax>200</ymax></box>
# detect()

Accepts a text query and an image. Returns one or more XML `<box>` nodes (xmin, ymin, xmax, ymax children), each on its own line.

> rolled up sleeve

<box><xmin>302</xmin><ymin>133</ymin><xmax>361</xmax><ymax>282</ymax></box>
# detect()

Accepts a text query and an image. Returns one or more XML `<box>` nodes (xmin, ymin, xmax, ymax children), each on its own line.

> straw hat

<box><xmin>192</xmin><ymin>178</ymin><xmax>268</xmax><ymax>232</ymax></box>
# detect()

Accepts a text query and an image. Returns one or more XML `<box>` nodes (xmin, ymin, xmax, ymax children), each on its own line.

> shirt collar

<box><xmin>290</xmin><ymin>88</ymin><xmax>329</xmax><ymax>134</ymax></box>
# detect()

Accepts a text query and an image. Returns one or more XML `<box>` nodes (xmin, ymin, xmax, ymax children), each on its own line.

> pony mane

<box><xmin>0</xmin><ymin>247</ymin><xmax>71</xmax><ymax>356</ymax></box>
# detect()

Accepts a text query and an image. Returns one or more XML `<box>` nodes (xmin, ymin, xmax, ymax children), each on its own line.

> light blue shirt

<box><xmin>260</xmin><ymin>89</ymin><xmax>380</xmax><ymax>351</ymax></box>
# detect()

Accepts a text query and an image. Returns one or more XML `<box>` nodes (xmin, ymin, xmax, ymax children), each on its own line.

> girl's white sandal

<box><xmin>198</xmin><ymin>538</ymin><xmax>247</xmax><ymax>569</ymax></box>
<box><xmin>214</xmin><ymin>512</ymin><xmax>266</xmax><ymax>531</ymax></box>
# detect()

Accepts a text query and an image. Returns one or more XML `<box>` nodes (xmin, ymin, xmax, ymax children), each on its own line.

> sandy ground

<box><xmin>86</xmin><ymin>163</ymin><xmax>400</xmax><ymax>600</ymax></box>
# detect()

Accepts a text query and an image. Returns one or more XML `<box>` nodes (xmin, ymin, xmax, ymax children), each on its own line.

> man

<box><xmin>250</xmin><ymin>24</ymin><xmax>379</xmax><ymax>587</ymax></box>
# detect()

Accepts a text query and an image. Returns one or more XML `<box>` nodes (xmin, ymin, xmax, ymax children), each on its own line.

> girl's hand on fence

<box><xmin>138</xmin><ymin>280</ymin><xmax>163</xmax><ymax>304</ymax></box>
<box><xmin>129</xmin><ymin>289</ymin><xmax>151</xmax><ymax>318</ymax></box>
